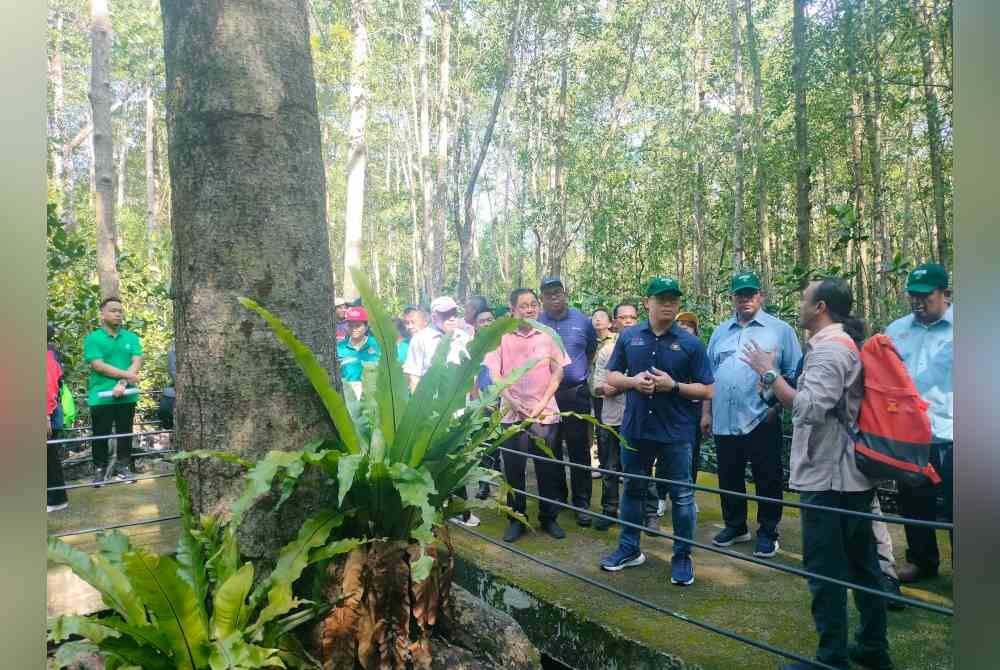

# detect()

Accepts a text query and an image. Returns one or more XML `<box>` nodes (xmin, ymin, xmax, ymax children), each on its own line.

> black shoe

<box><xmin>643</xmin><ymin>516</ymin><xmax>659</xmax><ymax>536</ymax></box>
<box><xmin>476</xmin><ymin>482</ymin><xmax>491</xmax><ymax>500</ymax></box>
<box><xmin>882</xmin><ymin>575</ymin><xmax>906</xmax><ymax>611</ymax></box>
<box><xmin>502</xmin><ymin>520</ymin><xmax>526</xmax><ymax>543</ymax></box>
<box><xmin>540</xmin><ymin>519</ymin><xmax>566</xmax><ymax>539</ymax></box>
<box><xmin>575</xmin><ymin>511</ymin><xmax>592</xmax><ymax>527</ymax></box>
<box><xmin>594</xmin><ymin>513</ymin><xmax>617</xmax><ymax>531</ymax></box>
<box><xmin>849</xmin><ymin>645</ymin><xmax>894</xmax><ymax>670</ymax></box>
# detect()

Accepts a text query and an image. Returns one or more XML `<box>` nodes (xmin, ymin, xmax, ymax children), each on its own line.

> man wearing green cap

<box><xmin>600</xmin><ymin>276</ymin><xmax>714</xmax><ymax>586</ymax></box>
<box><xmin>884</xmin><ymin>262</ymin><xmax>953</xmax><ymax>583</ymax></box>
<box><xmin>703</xmin><ymin>271</ymin><xmax>802</xmax><ymax>558</ymax></box>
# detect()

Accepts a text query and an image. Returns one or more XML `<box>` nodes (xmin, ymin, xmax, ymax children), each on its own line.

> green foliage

<box><xmin>47</xmin><ymin>471</ymin><xmax>327</xmax><ymax>670</ymax></box>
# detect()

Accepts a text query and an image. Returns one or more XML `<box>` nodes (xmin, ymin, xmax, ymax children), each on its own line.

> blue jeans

<box><xmin>618</xmin><ymin>439</ymin><xmax>695</xmax><ymax>557</ymax></box>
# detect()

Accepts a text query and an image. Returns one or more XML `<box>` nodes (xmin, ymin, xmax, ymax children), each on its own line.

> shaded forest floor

<box><xmin>47</xmin><ymin>466</ymin><xmax>952</xmax><ymax>669</ymax></box>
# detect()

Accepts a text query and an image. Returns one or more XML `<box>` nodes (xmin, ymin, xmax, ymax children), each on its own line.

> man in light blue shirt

<box><xmin>702</xmin><ymin>271</ymin><xmax>802</xmax><ymax>557</ymax></box>
<box><xmin>884</xmin><ymin>262</ymin><xmax>953</xmax><ymax>583</ymax></box>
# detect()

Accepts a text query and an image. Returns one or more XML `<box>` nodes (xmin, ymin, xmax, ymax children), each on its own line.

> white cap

<box><xmin>430</xmin><ymin>296</ymin><xmax>459</xmax><ymax>313</ymax></box>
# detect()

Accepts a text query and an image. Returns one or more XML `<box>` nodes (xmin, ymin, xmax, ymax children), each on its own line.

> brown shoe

<box><xmin>897</xmin><ymin>562</ymin><xmax>937</xmax><ymax>583</ymax></box>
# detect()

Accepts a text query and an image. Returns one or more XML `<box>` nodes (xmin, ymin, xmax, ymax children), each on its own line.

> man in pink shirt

<box><xmin>485</xmin><ymin>288</ymin><xmax>570</xmax><ymax>542</ymax></box>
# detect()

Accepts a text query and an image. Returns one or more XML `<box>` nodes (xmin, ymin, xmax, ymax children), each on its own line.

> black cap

<box><xmin>540</xmin><ymin>276</ymin><xmax>564</xmax><ymax>291</ymax></box>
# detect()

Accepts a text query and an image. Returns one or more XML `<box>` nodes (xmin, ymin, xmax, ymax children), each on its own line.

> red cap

<box><xmin>345</xmin><ymin>306</ymin><xmax>368</xmax><ymax>322</ymax></box>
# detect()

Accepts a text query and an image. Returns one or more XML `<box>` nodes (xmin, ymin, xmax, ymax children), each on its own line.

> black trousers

<box><xmin>897</xmin><ymin>441</ymin><xmax>953</xmax><ymax>571</ymax></box>
<box><xmin>800</xmin><ymin>489</ymin><xmax>888</xmax><ymax>669</ymax></box>
<box><xmin>553</xmin><ymin>385</ymin><xmax>593</xmax><ymax>510</ymax></box>
<box><xmin>714</xmin><ymin>416</ymin><xmax>784</xmax><ymax>538</ymax></box>
<box><xmin>501</xmin><ymin>423</ymin><xmax>564</xmax><ymax>523</ymax></box>
<box><xmin>47</xmin><ymin>421</ymin><xmax>68</xmax><ymax>506</ymax></box>
<box><xmin>158</xmin><ymin>394</ymin><xmax>175</xmax><ymax>430</ymax></box>
<box><xmin>91</xmin><ymin>402</ymin><xmax>137</xmax><ymax>472</ymax></box>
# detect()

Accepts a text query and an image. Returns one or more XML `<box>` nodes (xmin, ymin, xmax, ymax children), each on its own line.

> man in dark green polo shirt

<box><xmin>84</xmin><ymin>296</ymin><xmax>143</xmax><ymax>483</ymax></box>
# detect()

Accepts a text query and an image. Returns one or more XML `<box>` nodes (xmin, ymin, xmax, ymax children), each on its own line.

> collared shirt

<box><xmin>84</xmin><ymin>326</ymin><xmax>143</xmax><ymax>407</ymax></box>
<box><xmin>484</xmin><ymin>328</ymin><xmax>570</xmax><ymax>425</ymax></box>
<box><xmin>789</xmin><ymin>323</ymin><xmax>873</xmax><ymax>492</ymax></box>
<box><xmin>335</xmin><ymin>321</ymin><xmax>348</xmax><ymax>342</ymax></box>
<box><xmin>607</xmin><ymin>321</ymin><xmax>714</xmax><ymax>444</ymax></box>
<box><xmin>538</xmin><ymin>308</ymin><xmax>598</xmax><ymax>388</ymax></box>
<box><xmin>884</xmin><ymin>304</ymin><xmax>953</xmax><ymax>442</ymax></box>
<box><xmin>337</xmin><ymin>335</ymin><xmax>382</xmax><ymax>382</ymax></box>
<box><xmin>590</xmin><ymin>333</ymin><xmax>624</xmax><ymax>426</ymax></box>
<box><xmin>403</xmin><ymin>325</ymin><xmax>471</xmax><ymax>378</ymax></box>
<box><xmin>706</xmin><ymin>309</ymin><xmax>803</xmax><ymax>436</ymax></box>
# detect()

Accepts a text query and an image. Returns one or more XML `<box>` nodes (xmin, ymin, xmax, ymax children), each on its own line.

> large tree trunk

<box><xmin>430</xmin><ymin>0</ymin><xmax>451</xmax><ymax>294</ymax></box>
<box><xmin>160</xmin><ymin>0</ymin><xmax>341</xmax><ymax>552</ymax></box>
<box><xmin>728</xmin><ymin>0</ymin><xmax>745</xmax><ymax>272</ymax></box>
<box><xmin>744</xmin><ymin>0</ymin><xmax>769</xmax><ymax>285</ymax></box>
<box><xmin>792</xmin><ymin>0</ymin><xmax>812</xmax><ymax>278</ymax></box>
<box><xmin>341</xmin><ymin>0</ymin><xmax>372</xmax><ymax>301</ymax></box>
<box><xmin>912</xmin><ymin>0</ymin><xmax>950</xmax><ymax>267</ymax></box>
<box><xmin>90</xmin><ymin>0</ymin><xmax>120</xmax><ymax>300</ymax></box>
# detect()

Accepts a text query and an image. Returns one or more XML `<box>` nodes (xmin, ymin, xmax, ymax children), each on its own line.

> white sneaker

<box><xmin>47</xmin><ymin>502</ymin><xmax>69</xmax><ymax>513</ymax></box>
<box><xmin>656</xmin><ymin>498</ymin><xmax>668</xmax><ymax>517</ymax></box>
<box><xmin>450</xmin><ymin>513</ymin><xmax>481</xmax><ymax>528</ymax></box>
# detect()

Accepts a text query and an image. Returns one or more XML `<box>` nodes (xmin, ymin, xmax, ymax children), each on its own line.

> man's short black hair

<box><xmin>100</xmin><ymin>296</ymin><xmax>122</xmax><ymax>309</ymax></box>
<box><xmin>612</xmin><ymin>301</ymin><xmax>640</xmax><ymax>320</ymax></box>
<box><xmin>509</xmin><ymin>287</ymin><xmax>538</xmax><ymax>307</ymax></box>
<box><xmin>591</xmin><ymin>306</ymin><xmax>611</xmax><ymax>319</ymax></box>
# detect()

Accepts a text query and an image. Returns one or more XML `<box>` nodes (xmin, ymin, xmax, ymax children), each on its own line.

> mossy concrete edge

<box><xmin>453</xmin><ymin>552</ymin><xmax>698</xmax><ymax>670</ymax></box>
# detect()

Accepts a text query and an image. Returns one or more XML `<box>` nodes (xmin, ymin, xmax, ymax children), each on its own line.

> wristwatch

<box><xmin>670</xmin><ymin>380</ymin><xmax>681</xmax><ymax>395</ymax></box>
<box><xmin>761</xmin><ymin>369</ymin><xmax>779</xmax><ymax>387</ymax></box>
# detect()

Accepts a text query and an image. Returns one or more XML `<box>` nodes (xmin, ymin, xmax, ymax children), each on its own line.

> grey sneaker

<box><xmin>712</xmin><ymin>526</ymin><xmax>752</xmax><ymax>547</ymax></box>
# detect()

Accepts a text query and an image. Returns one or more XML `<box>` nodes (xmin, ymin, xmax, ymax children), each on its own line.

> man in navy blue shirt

<box><xmin>538</xmin><ymin>276</ymin><xmax>600</xmax><ymax>527</ymax></box>
<box><xmin>600</xmin><ymin>276</ymin><xmax>714</xmax><ymax>586</ymax></box>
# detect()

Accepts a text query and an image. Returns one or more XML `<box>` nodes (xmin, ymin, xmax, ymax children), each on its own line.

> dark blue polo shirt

<box><xmin>607</xmin><ymin>320</ymin><xmax>714</xmax><ymax>444</ymax></box>
<box><xmin>538</xmin><ymin>307</ymin><xmax>598</xmax><ymax>388</ymax></box>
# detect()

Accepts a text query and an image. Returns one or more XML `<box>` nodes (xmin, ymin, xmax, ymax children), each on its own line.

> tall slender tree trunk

<box><xmin>50</xmin><ymin>9</ymin><xmax>70</xmax><ymax>224</ymax></box>
<box><xmin>901</xmin><ymin>87</ymin><xmax>917</xmax><ymax>263</ymax></box>
<box><xmin>845</xmin><ymin>0</ymin><xmax>867</xmax><ymax>314</ymax></box>
<box><xmin>912</xmin><ymin>0</ymin><xmax>950</xmax><ymax>267</ymax></box>
<box><xmin>744</xmin><ymin>0</ymin><xmax>769</xmax><ymax>285</ymax></box>
<box><xmin>116</xmin><ymin>139</ymin><xmax>128</xmax><ymax>211</ymax></box>
<box><xmin>792</xmin><ymin>0</ymin><xmax>812</xmax><ymax>278</ymax></box>
<box><xmin>728</xmin><ymin>0</ymin><xmax>745</xmax><ymax>271</ymax></box>
<box><xmin>549</xmin><ymin>52</ymin><xmax>569</xmax><ymax>278</ymax></box>
<box><xmin>90</xmin><ymin>0</ymin><xmax>120</xmax><ymax>300</ymax></box>
<box><xmin>693</xmin><ymin>7</ymin><xmax>707</xmax><ymax>298</ymax></box>
<box><xmin>460</xmin><ymin>0</ymin><xmax>520</xmax><ymax>300</ymax></box>
<box><xmin>145</xmin><ymin>82</ymin><xmax>159</xmax><ymax>243</ymax></box>
<box><xmin>430</xmin><ymin>1</ymin><xmax>452</xmax><ymax>294</ymax></box>
<box><xmin>160</xmin><ymin>0</ymin><xmax>341</xmax><ymax>530</ymax></box>
<box><xmin>863</xmin><ymin>0</ymin><xmax>886</xmax><ymax>321</ymax></box>
<box><xmin>418</xmin><ymin>2</ymin><xmax>434</xmax><ymax>298</ymax></box>
<box><xmin>341</xmin><ymin>0</ymin><xmax>371</xmax><ymax>301</ymax></box>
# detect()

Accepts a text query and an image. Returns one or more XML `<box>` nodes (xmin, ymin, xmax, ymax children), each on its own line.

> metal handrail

<box><xmin>47</xmin><ymin>429</ymin><xmax>174</xmax><ymax>447</ymax></box>
<box><xmin>496</xmin><ymin>445</ymin><xmax>953</xmax><ymax>530</ymax></box>
<box><xmin>49</xmin><ymin>514</ymin><xmax>182</xmax><ymax>538</ymax></box>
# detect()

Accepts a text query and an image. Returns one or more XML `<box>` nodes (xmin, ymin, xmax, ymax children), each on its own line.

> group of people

<box><xmin>49</xmin><ymin>261</ymin><xmax>953</xmax><ymax>670</ymax></box>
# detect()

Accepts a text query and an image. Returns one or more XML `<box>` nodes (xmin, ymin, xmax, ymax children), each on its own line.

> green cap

<box><xmin>906</xmin><ymin>263</ymin><xmax>949</xmax><ymax>293</ymax></box>
<box><xmin>731</xmin><ymin>271</ymin><xmax>762</xmax><ymax>293</ymax></box>
<box><xmin>645</xmin><ymin>276</ymin><xmax>683</xmax><ymax>297</ymax></box>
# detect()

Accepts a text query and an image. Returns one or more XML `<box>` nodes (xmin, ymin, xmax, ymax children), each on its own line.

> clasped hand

<box><xmin>632</xmin><ymin>367</ymin><xmax>675</xmax><ymax>394</ymax></box>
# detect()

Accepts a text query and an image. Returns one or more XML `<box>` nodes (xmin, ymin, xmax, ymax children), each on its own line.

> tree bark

<box><xmin>116</xmin><ymin>137</ymin><xmax>128</xmax><ymax>212</ymax></box>
<box><xmin>693</xmin><ymin>6</ymin><xmax>707</xmax><ymax>298</ymax></box>
<box><xmin>911</xmin><ymin>0</ymin><xmax>950</xmax><ymax>267</ymax></box>
<box><xmin>728</xmin><ymin>0</ymin><xmax>745</xmax><ymax>272</ymax></box>
<box><xmin>459</xmin><ymin>0</ymin><xmax>521</xmax><ymax>301</ymax></box>
<box><xmin>744</xmin><ymin>0</ymin><xmax>769</xmax><ymax>285</ymax></box>
<box><xmin>431</xmin><ymin>0</ymin><xmax>452</xmax><ymax>294</ymax></box>
<box><xmin>50</xmin><ymin>8</ymin><xmax>73</xmax><ymax>228</ymax></box>
<box><xmin>160</xmin><ymin>0</ymin><xmax>341</xmax><ymax>549</ymax></box>
<box><xmin>792</xmin><ymin>0</ymin><xmax>812</xmax><ymax>278</ymax></box>
<box><xmin>90</xmin><ymin>0</ymin><xmax>120</xmax><ymax>300</ymax></box>
<box><xmin>145</xmin><ymin>82</ymin><xmax>159</xmax><ymax>243</ymax></box>
<box><xmin>341</xmin><ymin>0</ymin><xmax>372</xmax><ymax>301</ymax></box>
<box><xmin>862</xmin><ymin>0</ymin><xmax>886</xmax><ymax>321</ymax></box>
<box><xmin>418</xmin><ymin>2</ymin><xmax>433</xmax><ymax>298</ymax></box>
<box><xmin>845</xmin><ymin>0</ymin><xmax>867</xmax><ymax>314</ymax></box>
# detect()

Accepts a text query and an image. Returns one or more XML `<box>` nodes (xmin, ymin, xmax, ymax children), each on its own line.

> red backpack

<box><xmin>850</xmin><ymin>333</ymin><xmax>942</xmax><ymax>487</ymax></box>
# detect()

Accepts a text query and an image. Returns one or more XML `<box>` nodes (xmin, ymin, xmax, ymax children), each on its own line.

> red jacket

<box><xmin>46</xmin><ymin>350</ymin><xmax>62</xmax><ymax>417</ymax></box>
